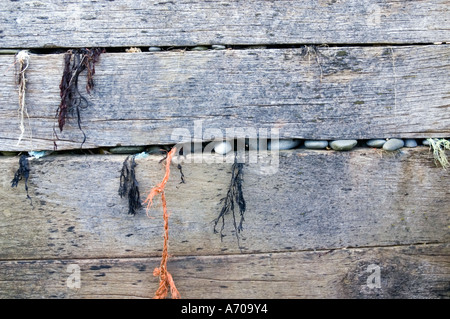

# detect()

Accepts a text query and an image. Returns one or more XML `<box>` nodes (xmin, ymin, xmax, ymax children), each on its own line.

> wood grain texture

<box><xmin>0</xmin><ymin>0</ymin><xmax>449</xmax><ymax>48</ymax></box>
<box><xmin>1</xmin><ymin>149</ymin><xmax>448</xmax><ymax>261</ymax></box>
<box><xmin>1</xmin><ymin>45</ymin><xmax>449</xmax><ymax>151</ymax></box>
<box><xmin>0</xmin><ymin>244</ymin><xmax>448</xmax><ymax>298</ymax></box>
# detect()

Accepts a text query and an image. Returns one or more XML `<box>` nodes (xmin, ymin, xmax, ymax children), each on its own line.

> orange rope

<box><xmin>144</xmin><ymin>147</ymin><xmax>181</xmax><ymax>299</ymax></box>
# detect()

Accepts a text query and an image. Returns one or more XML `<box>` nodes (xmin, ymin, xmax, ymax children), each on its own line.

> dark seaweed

<box><xmin>213</xmin><ymin>154</ymin><xmax>246</xmax><ymax>248</ymax></box>
<box><xmin>55</xmin><ymin>48</ymin><xmax>104</xmax><ymax>149</ymax></box>
<box><xmin>118</xmin><ymin>155</ymin><xmax>142</xmax><ymax>215</ymax></box>
<box><xmin>177</xmin><ymin>164</ymin><xmax>186</xmax><ymax>184</ymax></box>
<box><xmin>11</xmin><ymin>154</ymin><xmax>32</xmax><ymax>205</ymax></box>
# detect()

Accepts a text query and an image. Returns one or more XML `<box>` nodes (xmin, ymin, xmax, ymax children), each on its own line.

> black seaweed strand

<box><xmin>213</xmin><ymin>155</ymin><xmax>246</xmax><ymax>248</ymax></box>
<box><xmin>177</xmin><ymin>163</ymin><xmax>186</xmax><ymax>184</ymax></box>
<box><xmin>55</xmin><ymin>48</ymin><xmax>104</xmax><ymax>149</ymax></box>
<box><xmin>119</xmin><ymin>155</ymin><xmax>142</xmax><ymax>216</ymax></box>
<box><xmin>11</xmin><ymin>154</ymin><xmax>32</xmax><ymax>205</ymax></box>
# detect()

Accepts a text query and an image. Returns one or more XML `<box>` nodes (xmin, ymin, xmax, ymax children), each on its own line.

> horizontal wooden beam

<box><xmin>1</xmin><ymin>45</ymin><xmax>449</xmax><ymax>151</ymax></box>
<box><xmin>0</xmin><ymin>244</ymin><xmax>448</xmax><ymax>298</ymax></box>
<box><xmin>1</xmin><ymin>149</ymin><xmax>448</xmax><ymax>261</ymax></box>
<box><xmin>0</xmin><ymin>0</ymin><xmax>449</xmax><ymax>48</ymax></box>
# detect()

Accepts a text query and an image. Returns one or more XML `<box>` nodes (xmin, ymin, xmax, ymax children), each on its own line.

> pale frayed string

<box><xmin>427</xmin><ymin>138</ymin><xmax>450</xmax><ymax>170</ymax></box>
<box><xmin>15</xmin><ymin>50</ymin><xmax>32</xmax><ymax>148</ymax></box>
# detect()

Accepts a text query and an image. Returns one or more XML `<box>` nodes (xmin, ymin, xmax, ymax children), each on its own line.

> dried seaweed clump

<box><xmin>118</xmin><ymin>155</ymin><xmax>142</xmax><ymax>215</ymax></box>
<box><xmin>11</xmin><ymin>154</ymin><xmax>32</xmax><ymax>205</ymax></box>
<box><xmin>427</xmin><ymin>138</ymin><xmax>450</xmax><ymax>170</ymax></box>
<box><xmin>213</xmin><ymin>154</ymin><xmax>246</xmax><ymax>248</ymax></box>
<box><xmin>55</xmin><ymin>48</ymin><xmax>104</xmax><ymax>149</ymax></box>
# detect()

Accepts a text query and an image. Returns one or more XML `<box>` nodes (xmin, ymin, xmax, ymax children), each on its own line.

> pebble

<box><xmin>212</xmin><ymin>45</ymin><xmax>226</xmax><ymax>50</ymax></box>
<box><xmin>148</xmin><ymin>47</ymin><xmax>162</xmax><ymax>52</ymax></box>
<box><xmin>382</xmin><ymin>138</ymin><xmax>404</xmax><ymax>151</ymax></box>
<box><xmin>329</xmin><ymin>140</ymin><xmax>357</xmax><ymax>151</ymax></box>
<box><xmin>404</xmin><ymin>139</ymin><xmax>417</xmax><ymax>148</ymax></box>
<box><xmin>422</xmin><ymin>139</ymin><xmax>431</xmax><ymax>146</ymax></box>
<box><xmin>366</xmin><ymin>139</ymin><xmax>386</xmax><ymax>148</ymax></box>
<box><xmin>214</xmin><ymin>141</ymin><xmax>232</xmax><ymax>154</ymax></box>
<box><xmin>191</xmin><ymin>46</ymin><xmax>209</xmax><ymax>51</ymax></box>
<box><xmin>268</xmin><ymin>139</ymin><xmax>301</xmax><ymax>150</ymax></box>
<box><xmin>304</xmin><ymin>140</ymin><xmax>328</xmax><ymax>149</ymax></box>
<box><xmin>109</xmin><ymin>146</ymin><xmax>147</xmax><ymax>154</ymax></box>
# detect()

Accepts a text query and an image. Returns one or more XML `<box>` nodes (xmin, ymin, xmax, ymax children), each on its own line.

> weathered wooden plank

<box><xmin>0</xmin><ymin>45</ymin><xmax>449</xmax><ymax>151</ymax></box>
<box><xmin>0</xmin><ymin>244</ymin><xmax>448</xmax><ymax>298</ymax></box>
<box><xmin>0</xmin><ymin>0</ymin><xmax>449</xmax><ymax>48</ymax></box>
<box><xmin>0</xmin><ymin>149</ymin><xmax>448</xmax><ymax>260</ymax></box>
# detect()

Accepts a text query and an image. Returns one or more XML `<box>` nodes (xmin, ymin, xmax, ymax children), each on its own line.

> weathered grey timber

<box><xmin>0</xmin><ymin>0</ymin><xmax>449</xmax><ymax>48</ymax></box>
<box><xmin>0</xmin><ymin>244</ymin><xmax>448</xmax><ymax>299</ymax></box>
<box><xmin>0</xmin><ymin>45</ymin><xmax>449</xmax><ymax>151</ymax></box>
<box><xmin>0</xmin><ymin>149</ymin><xmax>448</xmax><ymax>261</ymax></box>
<box><xmin>1</xmin><ymin>0</ymin><xmax>449</xmax><ymax>300</ymax></box>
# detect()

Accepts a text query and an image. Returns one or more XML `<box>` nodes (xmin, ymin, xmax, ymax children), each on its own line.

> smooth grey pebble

<box><xmin>304</xmin><ymin>140</ymin><xmax>328</xmax><ymax>149</ymax></box>
<box><xmin>148</xmin><ymin>47</ymin><xmax>162</xmax><ymax>51</ymax></box>
<box><xmin>212</xmin><ymin>45</ymin><xmax>226</xmax><ymax>50</ymax></box>
<box><xmin>404</xmin><ymin>139</ymin><xmax>417</xmax><ymax>148</ymax></box>
<box><xmin>330</xmin><ymin>140</ymin><xmax>357</xmax><ymax>151</ymax></box>
<box><xmin>191</xmin><ymin>46</ymin><xmax>209</xmax><ymax>51</ymax></box>
<box><xmin>268</xmin><ymin>139</ymin><xmax>301</xmax><ymax>150</ymax></box>
<box><xmin>366</xmin><ymin>139</ymin><xmax>386</xmax><ymax>148</ymax></box>
<box><xmin>382</xmin><ymin>138</ymin><xmax>404</xmax><ymax>151</ymax></box>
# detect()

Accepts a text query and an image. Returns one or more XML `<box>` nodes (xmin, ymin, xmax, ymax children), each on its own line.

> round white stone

<box><xmin>214</xmin><ymin>141</ymin><xmax>232</xmax><ymax>154</ymax></box>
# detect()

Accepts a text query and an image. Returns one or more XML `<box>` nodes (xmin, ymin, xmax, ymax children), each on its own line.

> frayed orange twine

<box><xmin>144</xmin><ymin>147</ymin><xmax>181</xmax><ymax>299</ymax></box>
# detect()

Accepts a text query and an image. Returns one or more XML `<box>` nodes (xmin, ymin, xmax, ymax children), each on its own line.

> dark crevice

<box><xmin>1</xmin><ymin>137</ymin><xmax>446</xmax><ymax>157</ymax></box>
<box><xmin>1</xmin><ymin>42</ymin><xmax>445</xmax><ymax>55</ymax></box>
